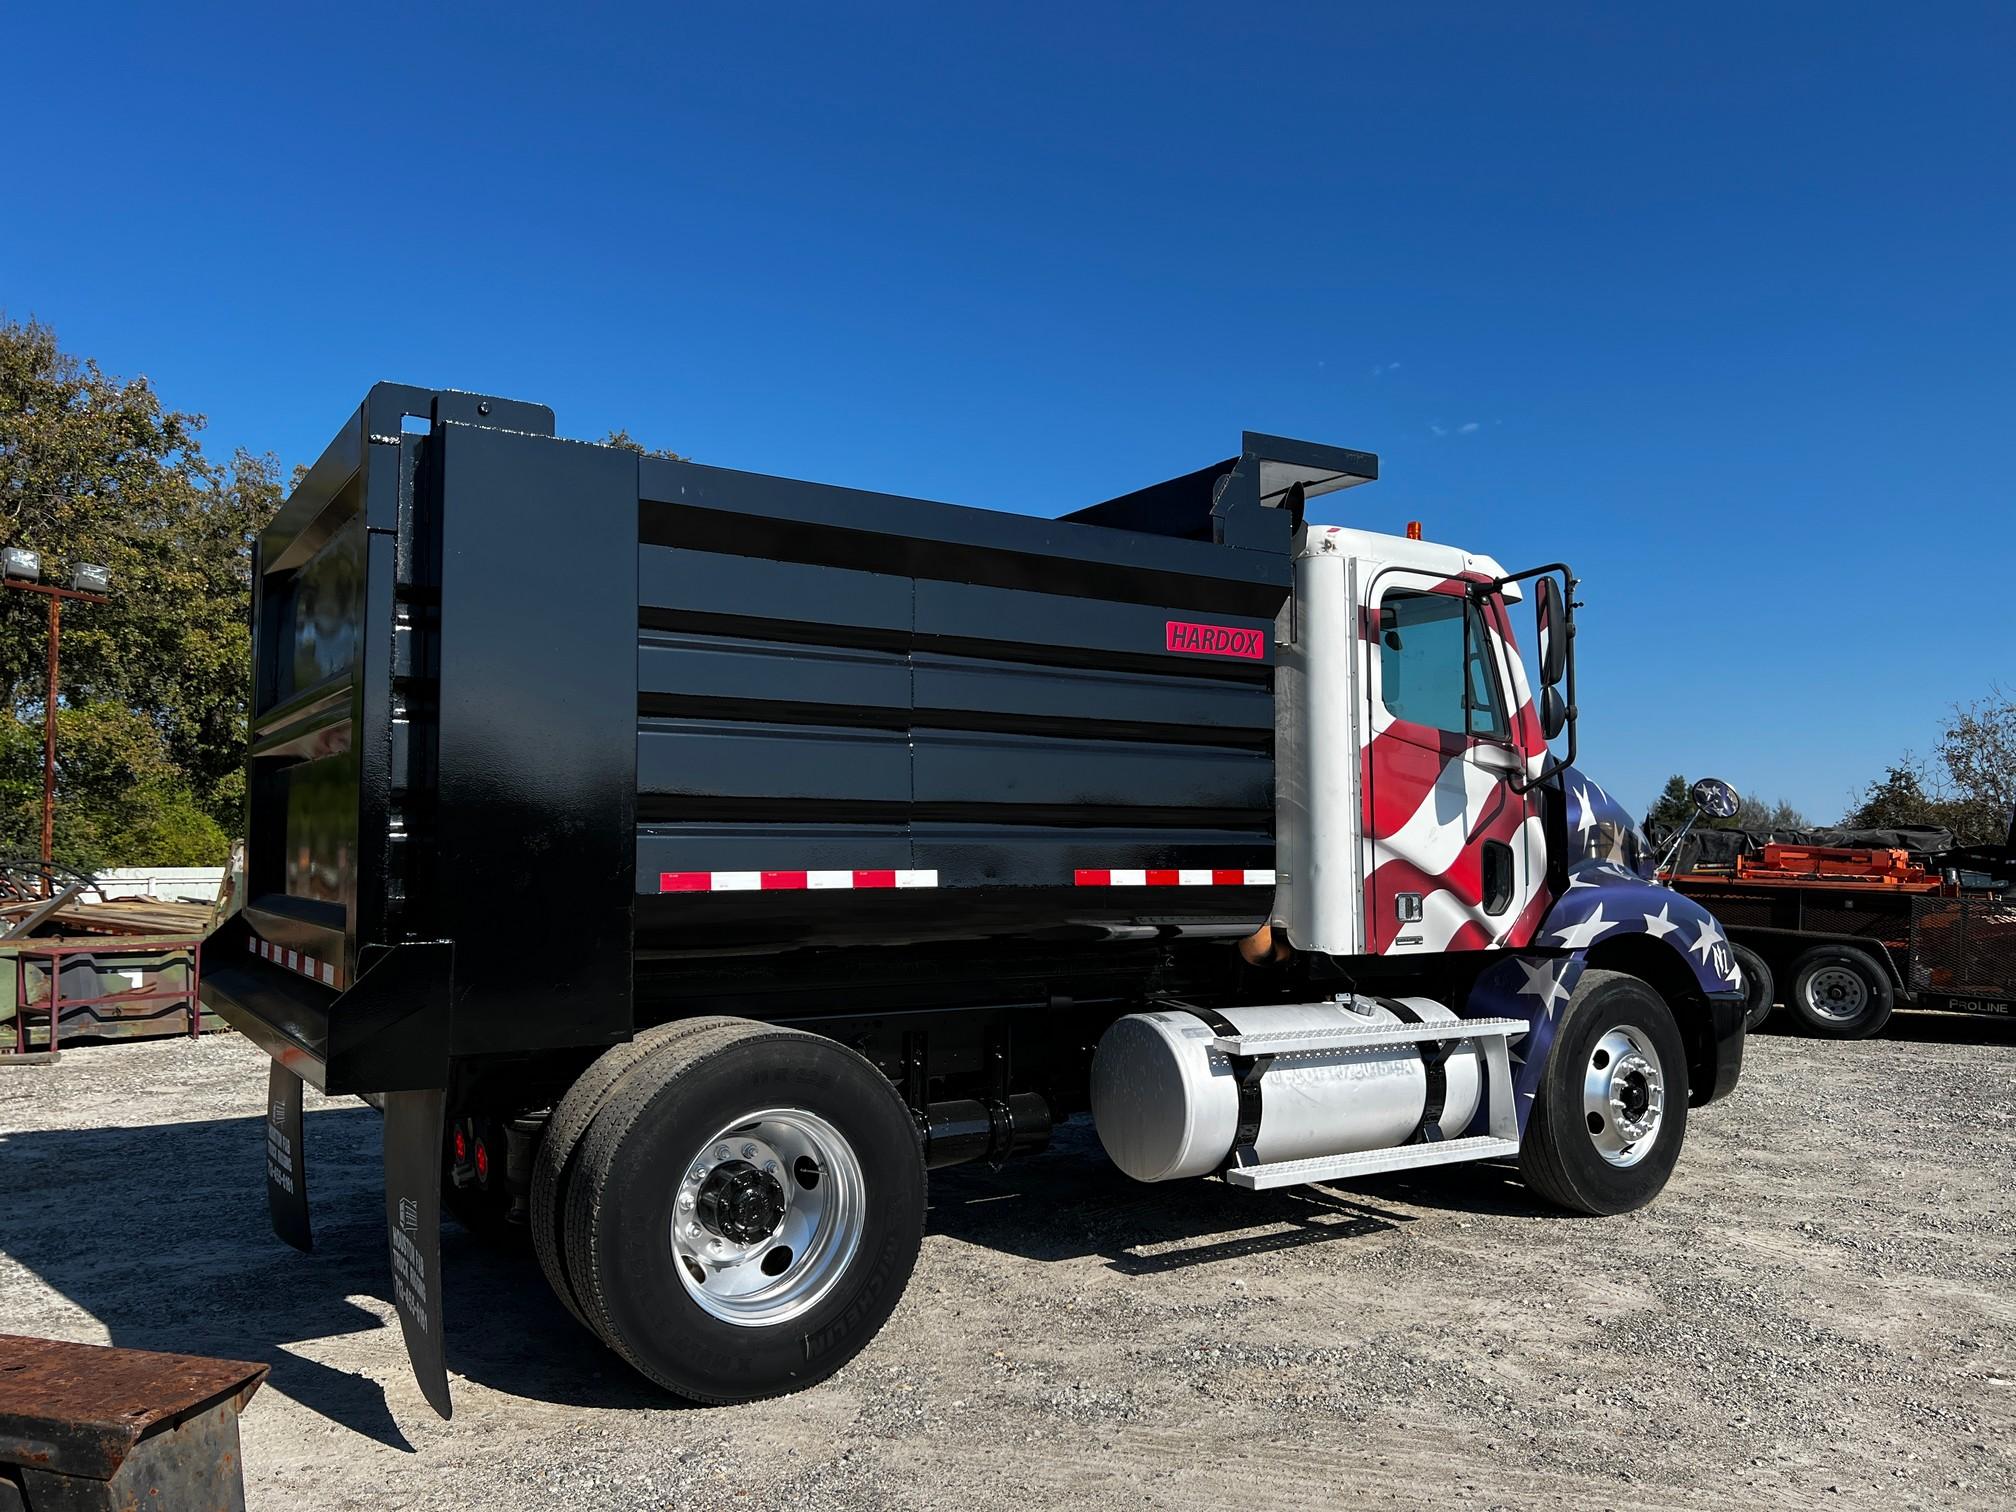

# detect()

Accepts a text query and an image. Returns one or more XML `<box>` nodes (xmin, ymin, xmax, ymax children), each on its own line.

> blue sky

<box><xmin>5</xmin><ymin>3</ymin><xmax>2010</xmax><ymax>822</ymax></box>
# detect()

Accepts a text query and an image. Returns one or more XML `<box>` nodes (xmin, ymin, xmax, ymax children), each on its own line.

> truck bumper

<box><xmin>1694</xmin><ymin>988</ymin><xmax>1745</xmax><ymax>1105</ymax></box>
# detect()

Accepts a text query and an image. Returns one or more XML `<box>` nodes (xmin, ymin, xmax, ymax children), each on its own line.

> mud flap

<box><xmin>264</xmin><ymin>1061</ymin><xmax>312</xmax><ymax>1253</ymax></box>
<box><xmin>383</xmin><ymin>1087</ymin><xmax>452</xmax><ymax>1419</ymax></box>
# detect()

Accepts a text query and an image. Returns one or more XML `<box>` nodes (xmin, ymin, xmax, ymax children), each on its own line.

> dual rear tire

<box><xmin>532</xmin><ymin>1020</ymin><xmax>926</xmax><ymax>1403</ymax></box>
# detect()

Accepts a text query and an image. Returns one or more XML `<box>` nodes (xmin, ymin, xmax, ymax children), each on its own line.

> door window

<box><xmin>1377</xmin><ymin>590</ymin><xmax>1508</xmax><ymax>740</ymax></box>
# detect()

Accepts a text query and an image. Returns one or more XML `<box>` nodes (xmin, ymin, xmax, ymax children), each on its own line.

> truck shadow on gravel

<box><xmin>0</xmin><ymin>1108</ymin><xmax>1575</xmax><ymax>1450</ymax></box>
<box><xmin>926</xmin><ymin>1118</ymin><xmax>1471</xmax><ymax>1271</ymax></box>
<box><xmin>0</xmin><ymin>1106</ymin><xmax>678</xmax><ymax>1452</ymax></box>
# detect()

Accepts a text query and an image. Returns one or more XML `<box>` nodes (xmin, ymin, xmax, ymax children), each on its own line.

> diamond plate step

<box><xmin>1223</xmin><ymin>1135</ymin><xmax>1523</xmax><ymax>1190</ymax></box>
<box><xmin>1209</xmin><ymin>1016</ymin><xmax>1529</xmax><ymax>1057</ymax></box>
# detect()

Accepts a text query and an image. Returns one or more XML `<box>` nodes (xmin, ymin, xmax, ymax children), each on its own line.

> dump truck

<box><xmin>200</xmin><ymin>384</ymin><xmax>1746</xmax><ymax>1415</ymax></box>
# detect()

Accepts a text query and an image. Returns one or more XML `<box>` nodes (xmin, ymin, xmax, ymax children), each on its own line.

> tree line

<box><xmin>0</xmin><ymin>318</ymin><xmax>679</xmax><ymax>871</ymax></box>
<box><xmin>1642</xmin><ymin>692</ymin><xmax>2015</xmax><ymax>845</ymax></box>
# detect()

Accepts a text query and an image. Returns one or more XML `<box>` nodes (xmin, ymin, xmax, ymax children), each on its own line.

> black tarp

<box><xmin>1648</xmin><ymin>822</ymin><xmax>1959</xmax><ymax>876</ymax></box>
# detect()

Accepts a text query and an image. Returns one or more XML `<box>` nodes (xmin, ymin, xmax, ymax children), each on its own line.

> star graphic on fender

<box><xmin>1551</xmin><ymin>903</ymin><xmax>1618</xmax><ymax>950</ymax></box>
<box><xmin>1642</xmin><ymin>903</ymin><xmax>1680</xmax><ymax>940</ymax></box>
<box><xmin>1573</xmin><ymin>784</ymin><xmax>1595</xmax><ymax>837</ymax></box>
<box><xmin>1514</xmin><ymin>956</ymin><xmax>1572</xmax><ymax>1016</ymax></box>
<box><xmin>1688</xmin><ymin>913</ymin><xmax>1727</xmax><ymax>965</ymax></box>
<box><xmin>1565</xmin><ymin>871</ymin><xmax>1598</xmax><ymax>890</ymax></box>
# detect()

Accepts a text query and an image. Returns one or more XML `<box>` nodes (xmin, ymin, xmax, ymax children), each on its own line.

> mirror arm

<box><xmin>1487</xmin><ymin>562</ymin><xmax>1579</xmax><ymax>793</ymax></box>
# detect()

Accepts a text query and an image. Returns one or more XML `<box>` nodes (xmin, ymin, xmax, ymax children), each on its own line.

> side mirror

<box><xmin>1534</xmin><ymin>576</ymin><xmax>1567</xmax><ymax>688</ymax></box>
<box><xmin>1690</xmin><ymin>777</ymin><xmax>1740</xmax><ymax>820</ymax></box>
<box><xmin>1540</xmin><ymin>684</ymin><xmax>1567</xmax><ymax>741</ymax></box>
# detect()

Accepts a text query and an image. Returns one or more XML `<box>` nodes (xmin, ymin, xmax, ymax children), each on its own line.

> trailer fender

<box><xmin>383</xmin><ymin>1088</ymin><xmax>451</xmax><ymax>1420</ymax></box>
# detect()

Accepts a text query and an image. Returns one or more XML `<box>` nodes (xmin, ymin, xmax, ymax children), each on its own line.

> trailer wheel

<box><xmin>1732</xmin><ymin>943</ymin><xmax>1775</xmax><ymax>1031</ymax></box>
<box><xmin>531</xmin><ymin>1016</ymin><xmax>741</xmax><ymax>1331</ymax></box>
<box><xmin>1519</xmin><ymin>969</ymin><xmax>1689</xmax><ymax>1216</ymax></box>
<box><xmin>1787</xmin><ymin>945</ymin><xmax>1895</xmax><ymax>1038</ymax></box>
<box><xmin>563</xmin><ymin>1020</ymin><xmax>926</xmax><ymax>1403</ymax></box>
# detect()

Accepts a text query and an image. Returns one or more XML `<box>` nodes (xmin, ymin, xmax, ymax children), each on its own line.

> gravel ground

<box><xmin>2</xmin><ymin>1016</ymin><xmax>2013</xmax><ymax>1510</ymax></box>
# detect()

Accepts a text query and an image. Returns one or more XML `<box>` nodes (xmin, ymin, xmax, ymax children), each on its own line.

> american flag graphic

<box><xmin>1361</xmin><ymin>573</ymin><xmax>1553</xmax><ymax>956</ymax></box>
<box><xmin>1464</xmin><ymin>772</ymin><xmax>1744</xmax><ymax>1133</ymax></box>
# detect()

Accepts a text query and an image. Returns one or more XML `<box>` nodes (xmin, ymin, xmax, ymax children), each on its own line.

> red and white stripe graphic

<box><xmin>1073</xmin><ymin>869</ymin><xmax>1276</xmax><ymax>887</ymax></box>
<box><xmin>247</xmin><ymin>932</ymin><xmax>343</xmax><ymax>989</ymax></box>
<box><xmin>658</xmin><ymin>869</ymin><xmax>939</xmax><ymax>893</ymax></box>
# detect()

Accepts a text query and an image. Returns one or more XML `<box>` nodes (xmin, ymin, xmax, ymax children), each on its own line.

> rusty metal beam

<box><xmin>0</xmin><ymin>1335</ymin><xmax>266</xmax><ymax>1509</ymax></box>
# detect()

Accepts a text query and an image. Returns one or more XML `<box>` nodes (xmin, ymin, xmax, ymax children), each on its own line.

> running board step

<box><xmin>1223</xmin><ymin>1135</ymin><xmax>1523</xmax><ymax>1190</ymax></box>
<box><xmin>1209</xmin><ymin>1016</ymin><xmax>1530</xmax><ymax>1057</ymax></box>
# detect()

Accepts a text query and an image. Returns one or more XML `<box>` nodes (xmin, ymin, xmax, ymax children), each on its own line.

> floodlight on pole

<box><xmin>1</xmin><ymin>552</ymin><xmax>114</xmax><ymax>892</ymax></box>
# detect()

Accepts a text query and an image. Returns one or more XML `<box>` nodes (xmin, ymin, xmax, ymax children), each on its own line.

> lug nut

<box><xmin>741</xmin><ymin>1143</ymin><xmax>757</xmax><ymax>1159</ymax></box>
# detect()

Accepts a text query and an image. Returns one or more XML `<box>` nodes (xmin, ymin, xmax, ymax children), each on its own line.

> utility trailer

<box><xmin>1670</xmin><ymin>832</ymin><xmax>2016</xmax><ymax>1038</ymax></box>
<box><xmin>201</xmin><ymin>384</ymin><xmax>1746</xmax><ymax>1413</ymax></box>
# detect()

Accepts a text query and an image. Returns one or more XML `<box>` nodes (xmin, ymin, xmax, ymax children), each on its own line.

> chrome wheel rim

<box><xmin>1803</xmin><ymin>966</ymin><xmax>1868</xmax><ymax>1022</ymax></box>
<box><xmin>1581</xmin><ymin>1027</ymin><xmax>1665</xmax><ymax>1168</ymax></box>
<box><xmin>670</xmin><ymin>1108</ymin><xmax>864</xmax><ymax>1327</ymax></box>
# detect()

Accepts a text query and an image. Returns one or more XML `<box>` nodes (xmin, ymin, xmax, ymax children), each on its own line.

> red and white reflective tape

<box><xmin>1074</xmin><ymin>868</ymin><xmax>1277</xmax><ymax>887</ymax></box>
<box><xmin>247</xmin><ymin>932</ymin><xmax>342</xmax><ymax>988</ymax></box>
<box><xmin>658</xmin><ymin>869</ymin><xmax>940</xmax><ymax>894</ymax></box>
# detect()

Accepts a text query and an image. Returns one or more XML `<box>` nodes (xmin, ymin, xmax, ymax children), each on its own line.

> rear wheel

<box><xmin>563</xmin><ymin>1020</ymin><xmax>926</xmax><ymax>1403</ymax></box>
<box><xmin>1732</xmin><ymin>943</ymin><xmax>1775</xmax><ymax>1031</ymax></box>
<box><xmin>531</xmin><ymin>1017</ymin><xmax>739</xmax><ymax>1329</ymax></box>
<box><xmin>1520</xmin><ymin>969</ymin><xmax>1689</xmax><ymax>1216</ymax></box>
<box><xmin>1787</xmin><ymin>945</ymin><xmax>1894</xmax><ymax>1039</ymax></box>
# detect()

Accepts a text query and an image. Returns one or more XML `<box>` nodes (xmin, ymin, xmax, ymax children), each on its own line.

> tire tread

<box><xmin>530</xmin><ymin>1016</ymin><xmax>741</xmax><ymax>1330</ymax></box>
<box><xmin>1519</xmin><ymin>968</ymin><xmax>1688</xmax><ymax>1216</ymax></box>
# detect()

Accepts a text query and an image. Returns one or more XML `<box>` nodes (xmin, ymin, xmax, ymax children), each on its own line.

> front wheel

<box><xmin>1520</xmin><ymin>968</ymin><xmax>1690</xmax><ymax>1216</ymax></box>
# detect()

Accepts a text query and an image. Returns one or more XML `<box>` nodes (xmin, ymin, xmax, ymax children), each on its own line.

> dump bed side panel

<box><xmin>632</xmin><ymin>457</ymin><xmax>1292</xmax><ymax>966</ymax></box>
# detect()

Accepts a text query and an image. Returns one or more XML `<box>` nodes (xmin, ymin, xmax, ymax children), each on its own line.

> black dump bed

<box><xmin>200</xmin><ymin>385</ymin><xmax>1375</xmax><ymax>1094</ymax></box>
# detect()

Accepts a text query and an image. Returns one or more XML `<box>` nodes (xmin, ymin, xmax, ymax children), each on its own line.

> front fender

<box><xmin>1464</xmin><ymin>864</ymin><xmax>1746</xmax><ymax>1131</ymax></box>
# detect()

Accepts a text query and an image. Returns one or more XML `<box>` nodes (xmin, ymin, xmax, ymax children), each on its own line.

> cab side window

<box><xmin>1377</xmin><ymin>590</ymin><xmax>1508</xmax><ymax>739</ymax></box>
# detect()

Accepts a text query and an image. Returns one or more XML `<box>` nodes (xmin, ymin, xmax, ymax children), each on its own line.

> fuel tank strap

<box><xmin>1195</xmin><ymin>1007</ymin><xmax>1266</xmax><ymax>1155</ymax></box>
<box><xmin>1380</xmin><ymin>998</ymin><xmax>1449</xmax><ymax>1143</ymax></box>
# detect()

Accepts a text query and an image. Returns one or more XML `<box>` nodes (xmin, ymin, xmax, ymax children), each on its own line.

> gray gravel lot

<box><xmin>2</xmin><ymin>1017</ymin><xmax>2012</xmax><ymax>1510</ymax></box>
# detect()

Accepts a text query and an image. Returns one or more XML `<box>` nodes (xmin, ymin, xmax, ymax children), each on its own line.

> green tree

<box><xmin>1844</xmin><ymin>763</ymin><xmax>1938</xmax><ymax>830</ymax></box>
<box><xmin>0</xmin><ymin>316</ymin><xmax>281</xmax><ymax>868</ymax></box>
<box><xmin>1732</xmin><ymin>795</ymin><xmax>1807</xmax><ymax>832</ymax></box>
<box><xmin>598</xmin><ymin>428</ymin><xmax>685</xmax><ymax>461</ymax></box>
<box><xmin>1644</xmin><ymin>774</ymin><xmax>1694</xmax><ymax>833</ymax></box>
<box><xmin>1645</xmin><ymin>774</ymin><xmax>1805</xmax><ymax>834</ymax></box>
<box><xmin>1933</xmin><ymin>688</ymin><xmax>2015</xmax><ymax>842</ymax></box>
<box><xmin>1844</xmin><ymin>693</ymin><xmax>2015</xmax><ymax>846</ymax></box>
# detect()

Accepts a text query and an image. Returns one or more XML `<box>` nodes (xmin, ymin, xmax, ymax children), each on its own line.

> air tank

<box><xmin>1090</xmin><ymin>997</ymin><xmax>1482</xmax><ymax>1182</ymax></box>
